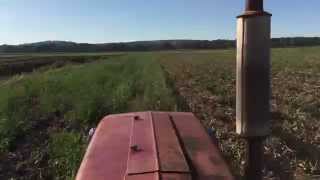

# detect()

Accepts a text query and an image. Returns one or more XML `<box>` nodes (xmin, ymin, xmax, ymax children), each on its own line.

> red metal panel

<box><xmin>162</xmin><ymin>173</ymin><xmax>192</xmax><ymax>180</ymax></box>
<box><xmin>77</xmin><ymin>112</ymin><xmax>234</xmax><ymax>180</ymax></box>
<box><xmin>126</xmin><ymin>112</ymin><xmax>159</xmax><ymax>175</ymax></box>
<box><xmin>126</xmin><ymin>172</ymin><xmax>159</xmax><ymax>180</ymax></box>
<box><xmin>170</xmin><ymin>112</ymin><xmax>234</xmax><ymax>180</ymax></box>
<box><xmin>76</xmin><ymin>114</ymin><xmax>133</xmax><ymax>180</ymax></box>
<box><xmin>152</xmin><ymin>112</ymin><xmax>190</xmax><ymax>172</ymax></box>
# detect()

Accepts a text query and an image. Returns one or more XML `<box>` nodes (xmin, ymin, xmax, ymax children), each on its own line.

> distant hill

<box><xmin>1</xmin><ymin>37</ymin><xmax>320</xmax><ymax>53</ymax></box>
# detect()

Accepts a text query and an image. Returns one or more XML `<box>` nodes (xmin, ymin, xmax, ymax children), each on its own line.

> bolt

<box><xmin>130</xmin><ymin>145</ymin><xmax>141</xmax><ymax>152</ymax></box>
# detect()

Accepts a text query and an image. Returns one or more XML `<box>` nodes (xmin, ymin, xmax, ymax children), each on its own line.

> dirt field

<box><xmin>159</xmin><ymin>47</ymin><xmax>320</xmax><ymax>179</ymax></box>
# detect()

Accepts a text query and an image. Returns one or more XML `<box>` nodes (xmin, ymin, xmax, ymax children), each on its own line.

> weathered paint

<box><xmin>246</xmin><ymin>0</ymin><xmax>263</xmax><ymax>12</ymax></box>
<box><xmin>76</xmin><ymin>112</ymin><xmax>234</xmax><ymax>180</ymax></box>
<box><xmin>75</xmin><ymin>114</ymin><xmax>132</xmax><ymax>180</ymax></box>
<box><xmin>152</xmin><ymin>112</ymin><xmax>190</xmax><ymax>172</ymax></box>
<box><xmin>172</xmin><ymin>113</ymin><xmax>234</xmax><ymax>180</ymax></box>
<box><xmin>236</xmin><ymin>0</ymin><xmax>271</xmax><ymax>179</ymax></box>
<box><xmin>162</xmin><ymin>173</ymin><xmax>193</xmax><ymax>180</ymax></box>
<box><xmin>126</xmin><ymin>172</ymin><xmax>159</xmax><ymax>180</ymax></box>
<box><xmin>236</xmin><ymin>14</ymin><xmax>271</xmax><ymax>137</ymax></box>
<box><xmin>126</xmin><ymin>112</ymin><xmax>159</xmax><ymax>175</ymax></box>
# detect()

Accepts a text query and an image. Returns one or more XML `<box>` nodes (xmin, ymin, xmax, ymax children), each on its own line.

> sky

<box><xmin>0</xmin><ymin>0</ymin><xmax>319</xmax><ymax>45</ymax></box>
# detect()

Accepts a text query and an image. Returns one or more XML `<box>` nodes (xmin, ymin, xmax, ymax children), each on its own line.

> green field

<box><xmin>0</xmin><ymin>47</ymin><xmax>319</xmax><ymax>179</ymax></box>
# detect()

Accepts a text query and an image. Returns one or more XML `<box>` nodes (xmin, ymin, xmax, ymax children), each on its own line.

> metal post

<box><xmin>236</xmin><ymin>0</ymin><xmax>272</xmax><ymax>179</ymax></box>
<box><xmin>245</xmin><ymin>138</ymin><xmax>264</xmax><ymax>180</ymax></box>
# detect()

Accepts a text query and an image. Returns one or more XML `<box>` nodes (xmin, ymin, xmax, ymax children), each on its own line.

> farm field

<box><xmin>0</xmin><ymin>53</ymin><xmax>123</xmax><ymax>77</ymax></box>
<box><xmin>158</xmin><ymin>47</ymin><xmax>320</xmax><ymax>179</ymax></box>
<box><xmin>0</xmin><ymin>54</ymin><xmax>177</xmax><ymax>179</ymax></box>
<box><xmin>0</xmin><ymin>47</ymin><xmax>319</xmax><ymax>179</ymax></box>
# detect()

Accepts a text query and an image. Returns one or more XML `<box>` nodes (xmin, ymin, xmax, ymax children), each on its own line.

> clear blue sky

<box><xmin>1</xmin><ymin>0</ymin><xmax>319</xmax><ymax>45</ymax></box>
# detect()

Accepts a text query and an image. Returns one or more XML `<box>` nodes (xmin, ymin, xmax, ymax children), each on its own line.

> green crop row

<box><xmin>0</xmin><ymin>54</ymin><xmax>177</xmax><ymax>179</ymax></box>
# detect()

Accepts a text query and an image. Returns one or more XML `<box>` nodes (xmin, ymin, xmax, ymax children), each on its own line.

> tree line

<box><xmin>0</xmin><ymin>37</ymin><xmax>319</xmax><ymax>53</ymax></box>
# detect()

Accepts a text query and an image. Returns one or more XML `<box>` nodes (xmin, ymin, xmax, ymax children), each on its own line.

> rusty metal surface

<box><xmin>126</xmin><ymin>112</ymin><xmax>159</xmax><ymax>175</ymax></box>
<box><xmin>75</xmin><ymin>114</ymin><xmax>133</xmax><ymax>180</ymax></box>
<box><xmin>237</xmin><ymin>11</ymin><xmax>271</xmax><ymax>18</ymax></box>
<box><xmin>76</xmin><ymin>112</ymin><xmax>234</xmax><ymax>180</ymax></box>
<box><xmin>237</xmin><ymin>1</ymin><xmax>270</xmax><ymax>178</ymax></box>
<box><xmin>171</xmin><ymin>112</ymin><xmax>234</xmax><ymax>180</ymax></box>
<box><xmin>126</xmin><ymin>172</ymin><xmax>159</xmax><ymax>180</ymax></box>
<box><xmin>128</xmin><ymin>172</ymin><xmax>193</xmax><ymax>180</ymax></box>
<box><xmin>152</xmin><ymin>112</ymin><xmax>190</xmax><ymax>172</ymax></box>
<box><xmin>236</xmin><ymin>15</ymin><xmax>271</xmax><ymax>137</ymax></box>
<box><xmin>246</xmin><ymin>0</ymin><xmax>263</xmax><ymax>11</ymax></box>
<box><xmin>238</xmin><ymin>0</ymin><xmax>271</xmax><ymax>18</ymax></box>
<box><xmin>162</xmin><ymin>173</ymin><xmax>193</xmax><ymax>180</ymax></box>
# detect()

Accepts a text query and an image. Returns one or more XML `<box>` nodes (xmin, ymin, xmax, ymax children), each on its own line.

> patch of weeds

<box><xmin>48</xmin><ymin>132</ymin><xmax>85</xmax><ymax>180</ymax></box>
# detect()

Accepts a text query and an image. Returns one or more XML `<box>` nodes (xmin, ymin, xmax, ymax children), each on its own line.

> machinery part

<box><xmin>244</xmin><ymin>138</ymin><xmax>264</xmax><ymax>179</ymax></box>
<box><xmin>246</xmin><ymin>0</ymin><xmax>263</xmax><ymax>11</ymax></box>
<box><xmin>76</xmin><ymin>112</ymin><xmax>234</xmax><ymax>180</ymax></box>
<box><xmin>236</xmin><ymin>0</ymin><xmax>271</xmax><ymax>179</ymax></box>
<box><xmin>236</xmin><ymin>0</ymin><xmax>271</xmax><ymax>138</ymax></box>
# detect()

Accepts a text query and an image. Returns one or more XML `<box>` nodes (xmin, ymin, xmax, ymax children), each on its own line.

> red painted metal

<box><xmin>152</xmin><ymin>112</ymin><xmax>190</xmax><ymax>172</ymax></box>
<box><xmin>126</xmin><ymin>172</ymin><xmax>193</xmax><ymax>180</ymax></box>
<box><xmin>172</xmin><ymin>112</ymin><xmax>234</xmax><ymax>180</ymax></box>
<box><xmin>76</xmin><ymin>112</ymin><xmax>234</xmax><ymax>180</ymax></box>
<box><xmin>75</xmin><ymin>114</ymin><xmax>132</xmax><ymax>180</ymax></box>
<box><xmin>126</xmin><ymin>112</ymin><xmax>159</xmax><ymax>175</ymax></box>
<box><xmin>126</xmin><ymin>172</ymin><xmax>159</xmax><ymax>180</ymax></box>
<box><xmin>162</xmin><ymin>173</ymin><xmax>193</xmax><ymax>180</ymax></box>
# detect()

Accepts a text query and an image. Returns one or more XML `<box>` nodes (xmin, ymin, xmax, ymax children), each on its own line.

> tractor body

<box><xmin>76</xmin><ymin>112</ymin><xmax>233</xmax><ymax>180</ymax></box>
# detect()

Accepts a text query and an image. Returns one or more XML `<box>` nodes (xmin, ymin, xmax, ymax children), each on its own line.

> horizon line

<box><xmin>1</xmin><ymin>36</ymin><xmax>320</xmax><ymax>46</ymax></box>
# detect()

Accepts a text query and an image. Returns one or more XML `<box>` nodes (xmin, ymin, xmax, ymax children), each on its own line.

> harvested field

<box><xmin>159</xmin><ymin>47</ymin><xmax>320</xmax><ymax>179</ymax></box>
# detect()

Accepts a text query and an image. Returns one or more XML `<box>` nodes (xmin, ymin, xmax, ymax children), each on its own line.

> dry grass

<box><xmin>158</xmin><ymin>47</ymin><xmax>320</xmax><ymax>179</ymax></box>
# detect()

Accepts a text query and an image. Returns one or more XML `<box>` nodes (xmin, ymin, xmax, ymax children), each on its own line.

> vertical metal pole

<box><xmin>236</xmin><ymin>0</ymin><xmax>271</xmax><ymax>180</ymax></box>
<box><xmin>245</xmin><ymin>138</ymin><xmax>264</xmax><ymax>180</ymax></box>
